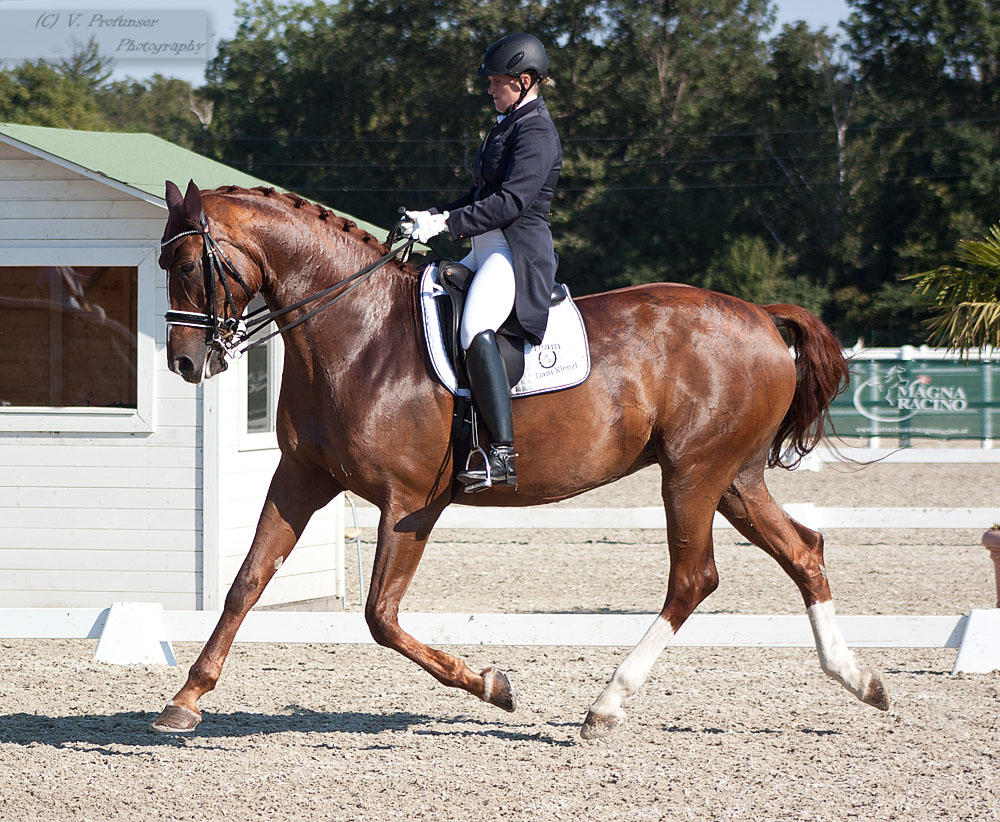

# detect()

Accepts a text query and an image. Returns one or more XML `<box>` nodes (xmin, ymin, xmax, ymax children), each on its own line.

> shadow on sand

<box><xmin>0</xmin><ymin>706</ymin><xmax>574</xmax><ymax>750</ymax></box>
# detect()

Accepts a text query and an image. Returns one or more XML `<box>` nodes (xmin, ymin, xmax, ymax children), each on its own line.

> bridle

<box><xmin>162</xmin><ymin>212</ymin><xmax>416</xmax><ymax>357</ymax></box>
<box><xmin>162</xmin><ymin>214</ymin><xmax>255</xmax><ymax>354</ymax></box>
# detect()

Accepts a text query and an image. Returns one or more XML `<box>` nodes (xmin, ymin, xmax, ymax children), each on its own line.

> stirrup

<box><xmin>458</xmin><ymin>444</ymin><xmax>517</xmax><ymax>493</ymax></box>
<box><xmin>457</xmin><ymin>402</ymin><xmax>516</xmax><ymax>492</ymax></box>
<box><xmin>459</xmin><ymin>444</ymin><xmax>493</xmax><ymax>493</ymax></box>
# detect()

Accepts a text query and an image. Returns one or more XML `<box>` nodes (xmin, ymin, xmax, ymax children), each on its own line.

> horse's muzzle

<box><xmin>168</xmin><ymin>337</ymin><xmax>228</xmax><ymax>384</ymax></box>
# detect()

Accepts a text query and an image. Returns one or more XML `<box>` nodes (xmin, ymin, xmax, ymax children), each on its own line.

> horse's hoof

<box><xmin>480</xmin><ymin>666</ymin><xmax>516</xmax><ymax>712</ymax></box>
<box><xmin>580</xmin><ymin>709</ymin><xmax>627</xmax><ymax>740</ymax></box>
<box><xmin>150</xmin><ymin>703</ymin><xmax>202</xmax><ymax>733</ymax></box>
<box><xmin>862</xmin><ymin>671</ymin><xmax>890</xmax><ymax>711</ymax></box>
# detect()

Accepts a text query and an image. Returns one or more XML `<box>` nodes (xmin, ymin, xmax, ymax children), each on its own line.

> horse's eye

<box><xmin>180</xmin><ymin>261</ymin><xmax>197</xmax><ymax>274</ymax></box>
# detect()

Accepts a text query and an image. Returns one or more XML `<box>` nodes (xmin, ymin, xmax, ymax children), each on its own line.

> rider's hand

<box><xmin>404</xmin><ymin>210</ymin><xmax>449</xmax><ymax>243</ymax></box>
<box><xmin>397</xmin><ymin>207</ymin><xmax>415</xmax><ymax>238</ymax></box>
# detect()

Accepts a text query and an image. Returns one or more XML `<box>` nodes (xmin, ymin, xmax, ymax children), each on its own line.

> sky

<box><xmin>0</xmin><ymin>0</ymin><xmax>853</xmax><ymax>86</ymax></box>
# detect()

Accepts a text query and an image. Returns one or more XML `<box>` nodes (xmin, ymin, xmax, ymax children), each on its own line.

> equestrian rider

<box><xmin>402</xmin><ymin>32</ymin><xmax>562</xmax><ymax>492</ymax></box>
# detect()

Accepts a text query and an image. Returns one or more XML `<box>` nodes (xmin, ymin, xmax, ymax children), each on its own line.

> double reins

<box><xmin>162</xmin><ymin>213</ymin><xmax>416</xmax><ymax>356</ymax></box>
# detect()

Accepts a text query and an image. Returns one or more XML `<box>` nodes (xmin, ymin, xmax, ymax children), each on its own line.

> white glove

<box><xmin>397</xmin><ymin>207</ymin><xmax>415</xmax><ymax>237</ymax></box>
<box><xmin>404</xmin><ymin>209</ymin><xmax>449</xmax><ymax>243</ymax></box>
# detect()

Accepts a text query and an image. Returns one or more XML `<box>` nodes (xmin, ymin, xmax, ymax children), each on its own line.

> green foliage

<box><xmin>841</xmin><ymin>0</ymin><xmax>999</xmax><ymax>301</ymax></box>
<box><xmin>0</xmin><ymin>59</ymin><xmax>108</xmax><ymax>129</ymax></box>
<box><xmin>832</xmin><ymin>280</ymin><xmax>930</xmax><ymax>346</ymax></box>
<box><xmin>908</xmin><ymin>224</ymin><xmax>1000</xmax><ymax>354</ymax></box>
<box><xmin>54</xmin><ymin>38</ymin><xmax>113</xmax><ymax>92</ymax></box>
<box><xmin>0</xmin><ymin>38</ymin><xmax>202</xmax><ymax>141</ymax></box>
<box><xmin>96</xmin><ymin>76</ymin><xmax>206</xmax><ymax>147</ymax></box>
<box><xmin>699</xmin><ymin>234</ymin><xmax>829</xmax><ymax>314</ymax></box>
<box><xmin>0</xmin><ymin>0</ymin><xmax>997</xmax><ymax>348</ymax></box>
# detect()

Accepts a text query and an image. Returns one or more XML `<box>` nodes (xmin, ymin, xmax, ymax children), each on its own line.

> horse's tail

<box><xmin>764</xmin><ymin>303</ymin><xmax>849</xmax><ymax>469</ymax></box>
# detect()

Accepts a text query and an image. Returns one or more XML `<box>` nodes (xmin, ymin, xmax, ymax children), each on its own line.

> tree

<box><xmin>550</xmin><ymin>0</ymin><xmax>777</xmax><ymax>292</ymax></box>
<box><xmin>700</xmin><ymin>234</ymin><xmax>827</xmax><ymax>314</ymax></box>
<box><xmin>96</xmin><ymin>75</ymin><xmax>205</xmax><ymax>148</ymax></box>
<box><xmin>839</xmin><ymin>0</ymin><xmax>1000</xmax><ymax>339</ymax></box>
<box><xmin>54</xmin><ymin>38</ymin><xmax>113</xmax><ymax>92</ymax></box>
<box><xmin>0</xmin><ymin>59</ymin><xmax>108</xmax><ymax>129</ymax></box>
<box><xmin>908</xmin><ymin>224</ymin><xmax>1000</xmax><ymax>353</ymax></box>
<box><xmin>188</xmin><ymin>0</ymin><xmax>1000</xmax><ymax>346</ymax></box>
<box><xmin>202</xmin><ymin>1</ymin><xmax>522</xmax><ymax>220</ymax></box>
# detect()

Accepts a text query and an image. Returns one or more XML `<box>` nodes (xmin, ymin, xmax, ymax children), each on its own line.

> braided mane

<box><xmin>207</xmin><ymin>184</ymin><xmax>391</xmax><ymax>254</ymax></box>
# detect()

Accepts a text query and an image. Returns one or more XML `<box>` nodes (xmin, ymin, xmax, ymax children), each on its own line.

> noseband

<box><xmin>162</xmin><ymin>213</ymin><xmax>416</xmax><ymax>357</ymax></box>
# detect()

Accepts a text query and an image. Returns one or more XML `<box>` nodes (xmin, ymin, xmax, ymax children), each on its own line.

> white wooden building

<box><xmin>0</xmin><ymin>123</ymin><xmax>383</xmax><ymax>610</ymax></box>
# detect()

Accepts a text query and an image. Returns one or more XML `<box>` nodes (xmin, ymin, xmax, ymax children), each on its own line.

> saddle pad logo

<box><xmin>538</xmin><ymin>347</ymin><xmax>557</xmax><ymax>369</ymax></box>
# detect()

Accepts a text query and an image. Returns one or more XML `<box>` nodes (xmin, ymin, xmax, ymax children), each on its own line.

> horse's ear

<box><xmin>165</xmin><ymin>180</ymin><xmax>183</xmax><ymax>211</ymax></box>
<box><xmin>160</xmin><ymin>180</ymin><xmax>200</xmax><ymax>269</ymax></box>
<box><xmin>183</xmin><ymin>179</ymin><xmax>204</xmax><ymax>223</ymax></box>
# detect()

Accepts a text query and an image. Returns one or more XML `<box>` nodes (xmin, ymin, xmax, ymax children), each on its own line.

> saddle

<box><xmin>435</xmin><ymin>260</ymin><xmax>568</xmax><ymax>390</ymax></box>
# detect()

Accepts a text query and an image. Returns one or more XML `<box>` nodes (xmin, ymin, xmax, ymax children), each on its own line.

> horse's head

<box><xmin>159</xmin><ymin>180</ymin><xmax>261</xmax><ymax>383</ymax></box>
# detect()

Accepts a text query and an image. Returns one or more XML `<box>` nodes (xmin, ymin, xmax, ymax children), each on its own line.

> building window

<box><xmin>242</xmin><ymin>295</ymin><xmax>282</xmax><ymax>440</ymax></box>
<box><xmin>0</xmin><ymin>265</ymin><xmax>137</xmax><ymax>409</ymax></box>
<box><xmin>246</xmin><ymin>338</ymin><xmax>273</xmax><ymax>432</ymax></box>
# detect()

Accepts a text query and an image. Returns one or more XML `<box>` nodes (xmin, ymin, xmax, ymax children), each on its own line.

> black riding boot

<box><xmin>457</xmin><ymin>330</ymin><xmax>518</xmax><ymax>492</ymax></box>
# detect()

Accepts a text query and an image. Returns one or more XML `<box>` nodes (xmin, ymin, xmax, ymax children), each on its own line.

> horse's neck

<box><xmin>258</xmin><ymin>227</ymin><xmax>419</xmax><ymax>378</ymax></box>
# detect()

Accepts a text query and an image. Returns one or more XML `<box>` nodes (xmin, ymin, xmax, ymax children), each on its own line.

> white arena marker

<box><xmin>93</xmin><ymin>602</ymin><xmax>176</xmax><ymax>666</ymax></box>
<box><xmin>952</xmin><ymin>609</ymin><xmax>1000</xmax><ymax>675</ymax></box>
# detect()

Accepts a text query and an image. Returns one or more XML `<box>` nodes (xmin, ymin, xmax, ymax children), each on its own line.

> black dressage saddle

<box><xmin>434</xmin><ymin>260</ymin><xmax>567</xmax><ymax>391</ymax></box>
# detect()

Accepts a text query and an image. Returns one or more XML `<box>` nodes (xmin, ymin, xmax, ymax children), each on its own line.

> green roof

<box><xmin>0</xmin><ymin>122</ymin><xmax>387</xmax><ymax>240</ymax></box>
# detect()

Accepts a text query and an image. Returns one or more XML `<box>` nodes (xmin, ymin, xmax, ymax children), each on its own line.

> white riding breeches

<box><xmin>458</xmin><ymin>229</ymin><xmax>516</xmax><ymax>350</ymax></box>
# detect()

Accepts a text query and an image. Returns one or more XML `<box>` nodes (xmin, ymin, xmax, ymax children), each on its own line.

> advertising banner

<box><xmin>828</xmin><ymin>359</ymin><xmax>999</xmax><ymax>440</ymax></box>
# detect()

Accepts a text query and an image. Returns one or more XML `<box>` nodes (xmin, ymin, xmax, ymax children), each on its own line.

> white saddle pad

<box><xmin>419</xmin><ymin>263</ymin><xmax>590</xmax><ymax>398</ymax></box>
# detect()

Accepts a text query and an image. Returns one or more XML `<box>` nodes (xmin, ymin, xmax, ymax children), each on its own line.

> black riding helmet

<box><xmin>478</xmin><ymin>33</ymin><xmax>549</xmax><ymax>113</ymax></box>
<box><xmin>477</xmin><ymin>33</ymin><xmax>549</xmax><ymax>80</ymax></box>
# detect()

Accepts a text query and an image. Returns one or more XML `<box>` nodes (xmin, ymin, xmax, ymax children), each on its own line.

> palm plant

<box><xmin>908</xmin><ymin>223</ymin><xmax>1000</xmax><ymax>355</ymax></box>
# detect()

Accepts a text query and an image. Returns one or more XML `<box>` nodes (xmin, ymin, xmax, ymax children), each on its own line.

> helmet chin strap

<box><xmin>504</xmin><ymin>74</ymin><xmax>539</xmax><ymax>116</ymax></box>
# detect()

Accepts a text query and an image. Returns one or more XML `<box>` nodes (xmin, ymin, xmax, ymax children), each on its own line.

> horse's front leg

<box><xmin>365</xmin><ymin>503</ymin><xmax>516</xmax><ymax>713</ymax></box>
<box><xmin>151</xmin><ymin>457</ymin><xmax>340</xmax><ymax>732</ymax></box>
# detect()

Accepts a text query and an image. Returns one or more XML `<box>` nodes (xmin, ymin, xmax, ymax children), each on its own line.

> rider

<box><xmin>403</xmin><ymin>32</ymin><xmax>562</xmax><ymax>492</ymax></box>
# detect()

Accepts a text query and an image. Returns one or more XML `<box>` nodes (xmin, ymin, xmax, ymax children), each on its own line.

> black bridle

<box><xmin>162</xmin><ymin>213</ymin><xmax>416</xmax><ymax>356</ymax></box>
<box><xmin>162</xmin><ymin>214</ymin><xmax>255</xmax><ymax>352</ymax></box>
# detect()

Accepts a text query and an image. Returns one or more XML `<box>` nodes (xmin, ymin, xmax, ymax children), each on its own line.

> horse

<box><xmin>152</xmin><ymin>179</ymin><xmax>889</xmax><ymax>739</ymax></box>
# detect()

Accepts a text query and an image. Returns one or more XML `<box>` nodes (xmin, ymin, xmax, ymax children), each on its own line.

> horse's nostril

<box><xmin>171</xmin><ymin>355</ymin><xmax>195</xmax><ymax>377</ymax></box>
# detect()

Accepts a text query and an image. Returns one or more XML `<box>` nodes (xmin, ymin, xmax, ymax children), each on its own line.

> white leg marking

<box><xmin>588</xmin><ymin>615</ymin><xmax>676</xmax><ymax>719</ymax></box>
<box><xmin>807</xmin><ymin>601</ymin><xmax>872</xmax><ymax>699</ymax></box>
<box><xmin>481</xmin><ymin>667</ymin><xmax>495</xmax><ymax>702</ymax></box>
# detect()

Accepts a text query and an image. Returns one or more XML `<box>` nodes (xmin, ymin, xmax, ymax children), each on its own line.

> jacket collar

<box><xmin>491</xmin><ymin>97</ymin><xmax>546</xmax><ymax>137</ymax></box>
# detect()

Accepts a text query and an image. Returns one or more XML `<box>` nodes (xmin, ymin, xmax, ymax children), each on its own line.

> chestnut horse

<box><xmin>152</xmin><ymin>180</ymin><xmax>888</xmax><ymax>739</ymax></box>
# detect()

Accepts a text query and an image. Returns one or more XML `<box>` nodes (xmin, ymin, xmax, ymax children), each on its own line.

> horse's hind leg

<box><xmin>582</xmin><ymin>470</ymin><xmax>722</xmax><ymax>739</ymax></box>
<box><xmin>717</xmin><ymin>461</ymin><xmax>889</xmax><ymax>711</ymax></box>
<box><xmin>151</xmin><ymin>457</ymin><xmax>340</xmax><ymax>732</ymax></box>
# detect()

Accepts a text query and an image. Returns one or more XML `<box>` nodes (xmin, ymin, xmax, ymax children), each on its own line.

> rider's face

<box><xmin>488</xmin><ymin>74</ymin><xmax>527</xmax><ymax>113</ymax></box>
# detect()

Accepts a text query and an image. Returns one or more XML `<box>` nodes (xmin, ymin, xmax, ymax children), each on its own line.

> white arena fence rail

<box><xmin>0</xmin><ymin>605</ymin><xmax>968</xmax><ymax>648</ymax></box>
<box><xmin>813</xmin><ymin>448</ymin><xmax>1000</xmax><ymax>463</ymax></box>
<box><xmin>1</xmin><ymin>602</ymin><xmax>997</xmax><ymax>675</ymax></box>
<box><xmin>350</xmin><ymin>505</ymin><xmax>1000</xmax><ymax>531</ymax></box>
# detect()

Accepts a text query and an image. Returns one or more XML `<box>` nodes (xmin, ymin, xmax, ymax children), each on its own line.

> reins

<box><xmin>162</xmin><ymin>212</ymin><xmax>416</xmax><ymax>356</ymax></box>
